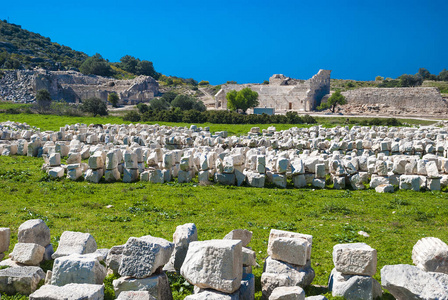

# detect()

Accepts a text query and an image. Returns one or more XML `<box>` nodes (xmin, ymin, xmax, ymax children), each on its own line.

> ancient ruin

<box><xmin>214</xmin><ymin>70</ymin><xmax>332</xmax><ymax>112</ymax></box>
<box><xmin>0</xmin><ymin>69</ymin><xmax>159</xmax><ymax>104</ymax></box>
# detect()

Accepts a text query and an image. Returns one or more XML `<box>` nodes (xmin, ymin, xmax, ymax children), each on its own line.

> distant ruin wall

<box><xmin>215</xmin><ymin>70</ymin><xmax>331</xmax><ymax>112</ymax></box>
<box><xmin>342</xmin><ymin>87</ymin><xmax>448</xmax><ymax>115</ymax></box>
<box><xmin>0</xmin><ymin>70</ymin><xmax>159</xmax><ymax>104</ymax></box>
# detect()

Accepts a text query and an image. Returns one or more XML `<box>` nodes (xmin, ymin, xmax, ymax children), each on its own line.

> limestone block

<box><xmin>67</xmin><ymin>165</ymin><xmax>82</xmax><ymax>181</ymax></box>
<box><xmin>113</xmin><ymin>272</ymin><xmax>172</xmax><ymax>299</ymax></box>
<box><xmin>48</xmin><ymin>167</ymin><xmax>64</xmax><ymax>178</ymax></box>
<box><xmin>198</xmin><ymin>170</ymin><xmax>210</xmax><ymax>184</ymax></box>
<box><xmin>277</xmin><ymin>158</ymin><xmax>289</xmax><ymax>174</ymax></box>
<box><xmin>123</xmin><ymin>168</ymin><xmax>139</xmax><ymax>183</ymax></box>
<box><xmin>0</xmin><ymin>228</ymin><xmax>10</xmax><ymax>253</ymax></box>
<box><xmin>349</xmin><ymin>173</ymin><xmax>365</xmax><ymax>190</ymax></box>
<box><xmin>235</xmin><ymin>168</ymin><xmax>245</xmax><ymax>186</ymax></box>
<box><xmin>116</xmin><ymin>291</ymin><xmax>156</xmax><ymax>300</ymax></box>
<box><xmin>375</xmin><ymin>160</ymin><xmax>388</xmax><ymax>176</ymax></box>
<box><xmin>215</xmin><ymin>173</ymin><xmax>236</xmax><ymax>185</ymax></box>
<box><xmin>106</xmin><ymin>245</ymin><xmax>124</xmax><ymax>275</ymax></box>
<box><xmin>268</xmin><ymin>230</ymin><xmax>313</xmax><ymax>261</ymax></box>
<box><xmin>272</xmin><ymin>174</ymin><xmax>287</xmax><ymax>188</ymax></box>
<box><xmin>66</xmin><ymin>152</ymin><xmax>81</xmax><ymax>164</ymax></box>
<box><xmin>304</xmin><ymin>157</ymin><xmax>319</xmax><ymax>173</ymax></box>
<box><xmin>49</xmin><ymin>152</ymin><xmax>61</xmax><ymax>167</ymax></box>
<box><xmin>18</xmin><ymin>219</ymin><xmax>51</xmax><ymax>247</ymax></box>
<box><xmin>332</xmin><ymin>176</ymin><xmax>345</xmax><ymax>190</ymax></box>
<box><xmin>180</xmin><ymin>156</ymin><xmax>191</xmax><ymax>171</ymax></box>
<box><xmin>185</xmin><ymin>290</ymin><xmax>238</xmax><ymax>300</ymax></box>
<box><xmin>417</xmin><ymin>160</ymin><xmax>427</xmax><ymax>175</ymax></box>
<box><xmin>293</xmin><ymin>174</ymin><xmax>306</xmax><ymax>188</ymax></box>
<box><xmin>311</xmin><ymin>178</ymin><xmax>325</xmax><ymax>189</ymax></box>
<box><xmin>167</xmin><ymin>223</ymin><xmax>198</xmax><ymax>273</ymax></box>
<box><xmin>269</xmin><ymin>286</ymin><xmax>305</xmax><ymax>300</ymax></box>
<box><xmin>264</xmin><ymin>257</ymin><xmax>315</xmax><ymax>289</ymax></box>
<box><xmin>29</xmin><ymin>283</ymin><xmax>104</xmax><ymax>300</ymax></box>
<box><xmin>147</xmin><ymin>169</ymin><xmax>164</xmax><ymax>184</ymax></box>
<box><xmin>50</xmin><ymin>254</ymin><xmax>106</xmax><ymax>286</ymax></box>
<box><xmin>88</xmin><ymin>154</ymin><xmax>104</xmax><ymax>169</ymax></box>
<box><xmin>85</xmin><ymin>168</ymin><xmax>103</xmax><ymax>183</ymax></box>
<box><xmin>393</xmin><ymin>158</ymin><xmax>407</xmax><ymax>174</ymax></box>
<box><xmin>242</xmin><ymin>247</ymin><xmax>256</xmax><ymax>267</ymax></box>
<box><xmin>333</xmin><ymin>243</ymin><xmax>377</xmax><ymax>276</ymax></box>
<box><xmin>375</xmin><ymin>184</ymin><xmax>394</xmax><ymax>193</ymax></box>
<box><xmin>315</xmin><ymin>163</ymin><xmax>326</xmax><ymax>179</ymax></box>
<box><xmin>181</xmin><ymin>239</ymin><xmax>242</xmax><ymax>293</ymax></box>
<box><xmin>427</xmin><ymin>161</ymin><xmax>440</xmax><ymax>178</ymax></box>
<box><xmin>399</xmin><ymin>175</ymin><xmax>421</xmax><ymax>191</ymax></box>
<box><xmin>119</xmin><ymin>235</ymin><xmax>174</xmax><ymax>278</ymax></box>
<box><xmin>328</xmin><ymin>268</ymin><xmax>382</xmax><ymax>300</ymax></box>
<box><xmin>257</xmin><ymin>155</ymin><xmax>267</xmax><ymax>173</ymax></box>
<box><xmin>52</xmin><ymin>231</ymin><xmax>97</xmax><ymax>259</ymax></box>
<box><xmin>223</xmin><ymin>156</ymin><xmax>235</xmax><ymax>173</ymax></box>
<box><xmin>246</xmin><ymin>171</ymin><xmax>265</xmax><ymax>188</ymax></box>
<box><xmin>268</xmin><ymin>237</ymin><xmax>309</xmax><ymax>266</ymax></box>
<box><xmin>412</xmin><ymin>237</ymin><xmax>448</xmax><ymax>274</ymax></box>
<box><xmin>369</xmin><ymin>175</ymin><xmax>389</xmax><ymax>189</ymax></box>
<box><xmin>0</xmin><ymin>266</ymin><xmax>45</xmax><ymax>295</ymax></box>
<box><xmin>124</xmin><ymin>151</ymin><xmax>138</xmax><ymax>169</ymax></box>
<box><xmin>261</xmin><ymin>273</ymin><xmax>295</xmax><ymax>300</ymax></box>
<box><xmin>105</xmin><ymin>168</ymin><xmax>121</xmax><ymax>182</ymax></box>
<box><xmin>106</xmin><ymin>150</ymin><xmax>118</xmax><ymax>170</ymax></box>
<box><xmin>178</xmin><ymin>170</ymin><xmax>192</xmax><ymax>183</ymax></box>
<box><xmin>428</xmin><ymin>178</ymin><xmax>441</xmax><ymax>191</ymax></box>
<box><xmin>223</xmin><ymin>229</ymin><xmax>253</xmax><ymax>247</ymax></box>
<box><xmin>381</xmin><ymin>264</ymin><xmax>448</xmax><ymax>300</ymax></box>
<box><xmin>304</xmin><ymin>297</ymin><xmax>328</xmax><ymax>300</ymax></box>
<box><xmin>10</xmin><ymin>243</ymin><xmax>45</xmax><ymax>266</ymax></box>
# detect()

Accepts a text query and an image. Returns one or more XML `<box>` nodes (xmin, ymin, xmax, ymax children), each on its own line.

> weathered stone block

<box><xmin>328</xmin><ymin>268</ymin><xmax>382</xmax><ymax>300</ymax></box>
<box><xmin>0</xmin><ymin>228</ymin><xmax>10</xmax><ymax>253</ymax></box>
<box><xmin>116</xmin><ymin>291</ymin><xmax>156</xmax><ymax>300</ymax></box>
<box><xmin>167</xmin><ymin>223</ymin><xmax>198</xmax><ymax>273</ymax></box>
<box><xmin>10</xmin><ymin>243</ymin><xmax>44</xmax><ymax>266</ymax></box>
<box><xmin>223</xmin><ymin>229</ymin><xmax>253</xmax><ymax>247</ymax></box>
<box><xmin>113</xmin><ymin>272</ymin><xmax>172</xmax><ymax>299</ymax></box>
<box><xmin>293</xmin><ymin>174</ymin><xmax>306</xmax><ymax>188</ymax></box>
<box><xmin>268</xmin><ymin>230</ymin><xmax>313</xmax><ymax>261</ymax></box>
<box><xmin>48</xmin><ymin>167</ymin><xmax>64</xmax><ymax>178</ymax></box>
<box><xmin>29</xmin><ymin>283</ymin><xmax>104</xmax><ymax>300</ymax></box>
<box><xmin>268</xmin><ymin>237</ymin><xmax>309</xmax><ymax>266</ymax></box>
<box><xmin>269</xmin><ymin>286</ymin><xmax>305</xmax><ymax>300</ymax></box>
<box><xmin>181</xmin><ymin>239</ymin><xmax>242</xmax><ymax>293</ymax></box>
<box><xmin>51</xmin><ymin>254</ymin><xmax>107</xmax><ymax>286</ymax></box>
<box><xmin>332</xmin><ymin>243</ymin><xmax>377</xmax><ymax>276</ymax></box>
<box><xmin>412</xmin><ymin>237</ymin><xmax>448</xmax><ymax>274</ymax></box>
<box><xmin>264</xmin><ymin>257</ymin><xmax>315</xmax><ymax>289</ymax></box>
<box><xmin>106</xmin><ymin>245</ymin><xmax>124</xmax><ymax>276</ymax></box>
<box><xmin>0</xmin><ymin>266</ymin><xmax>45</xmax><ymax>295</ymax></box>
<box><xmin>119</xmin><ymin>235</ymin><xmax>174</xmax><ymax>278</ymax></box>
<box><xmin>52</xmin><ymin>231</ymin><xmax>97</xmax><ymax>259</ymax></box>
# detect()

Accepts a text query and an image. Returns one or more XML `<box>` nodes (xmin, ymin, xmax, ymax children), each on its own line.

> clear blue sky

<box><xmin>2</xmin><ymin>0</ymin><xmax>447</xmax><ymax>84</ymax></box>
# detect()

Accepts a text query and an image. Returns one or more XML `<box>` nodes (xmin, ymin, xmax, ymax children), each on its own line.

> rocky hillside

<box><xmin>0</xmin><ymin>20</ymin><xmax>88</xmax><ymax>70</ymax></box>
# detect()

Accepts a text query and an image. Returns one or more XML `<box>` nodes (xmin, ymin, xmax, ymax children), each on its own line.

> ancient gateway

<box><xmin>214</xmin><ymin>70</ymin><xmax>332</xmax><ymax>112</ymax></box>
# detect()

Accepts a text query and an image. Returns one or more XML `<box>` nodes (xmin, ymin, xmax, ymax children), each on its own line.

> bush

<box><xmin>123</xmin><ymin>110</ymin><xmax>141</xmax><ymax>122</ymax></box>
<box><xmin>36</xmin><ymin>89</ymin><xmax>52</xmax><ymax>111</ymax></box>
<box><xmin>80</xmin><ymin>98</ymin><xmax>108</xmax><ymax>116</ymax></box>
<box><xmin>79</xmin><ymin>54</ymin><xmax>114</xmax><ymax>77</ymax></box>
<box><xmin>108</xmin><ymin>93</ymin><xmax>119</xmax><ymax>107</ymax></box>
<box><xmin>198</xmin><ymin>80</ymin><xmax>209</xmax><ymax>86</ymax></box>
<box><xmin>136</xmin><ymin>103</ymin><xmax>149</xmax><ymax>114</ymax></box>
<box><xmin>149</xmin><ymin>98</ymin><xmax>169</xmax><ymax>111</ymax></box>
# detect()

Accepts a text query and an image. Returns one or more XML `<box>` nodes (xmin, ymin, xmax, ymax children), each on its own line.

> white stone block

<box><xmin>412</xmin><ymin>237</ymin><xmax>448</xmax><ymax>274</ymax></box>
<box><xmin>29</xmin><ymin>283</ymin><xmax>104</xmax><ymax>300</ymax></box>
<box><xmin>332</xmin><ymin>243</ymin><xmax>377</xmax><ymax>276</ymax></box>
<box><xmin>268</xmin><ymin>237</ymin><xmax>309</xmax><ymax>266</ymax></box>
<box><xmin>10</xmin><ymin>243</ymin><xmax>44</xmax><ymax>266</ymax></box>
<box><xmin>51</xmin><ymin>254</ymin><xmax>107</xmax><ymax>286</ymax></box>
<box><xmin>52</xmin><ymin>231</ymin><xmax>97</xmax><ymax>259</ymax></box>
<box><xmin>18</xmin><ymin>219</ymin><xmax>50</xmax><ymax>247</ymax></box>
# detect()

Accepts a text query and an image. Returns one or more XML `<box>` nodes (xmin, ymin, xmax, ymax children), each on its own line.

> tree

<box><xmin>375</xmin><ymin>76</ymin><xmax>384</xmax><ymax>81</ymax></box>
<box><xmin>198</xmin><ymin>80</ymin><xmax>209</xmax><ymax>86</ymax></box>
<box><xmin>137</xmin><ymin>103</ymin><xmax>149</xmax><ymax>114</ymax></box>
<box><xmin>119</xmin><ymin>55</ymin><xmax>138</xmax><ymax>74</ymax></box>
<box><xmin>36</xmin><ymin>89</ymin><xmax>52</xmax><ymax>111</ymax></box>
<box><xmin>79</xmin><ymin>54</ymin><xmax>114</xmax><ymax>77</ymax></box>
<box><xmin>161</xmin><ymin>91</ymin><xmax>178</xmax><ymax>103</ymax></box>
<box><xmin>399</xmin><ymin>74</ymin><xmax>423</xmax><ymax>87</ymax></box>
<box><xmin>108</xmin><ymin>93</ymin><xmax>119</xmax><ymax>108</ymax></box>
<box><xmin>171</xmin><ymin>95</ymin><xmax>206</xmax><ymax>112</ymax></box>
<box><xmin>418</xmin><ymin>68</ymin><xmax>431</xmax><ymax>80</ymax></box>
<box><xmin>438</xmin><ymin>69</ymin><xmax>448</xmax><ymax>81</ymax></box>
<box><xmin>226</xmin><ymin>87</ymin><xmax>259</xmax><ymax>113</ymax></box>
<box><xmin>80</xmin><ymin>98</ymin><xmax>108</xmax><ymax>116</ymax></box>
<box><xmin>136</xmin><ymin>60</ymin><xmax>158</xmax><ymax>78</ymax></box>
<box><xmin>318</xmin><ymin>90</ymin><xmax>347</xmax><ymax>113</ymax></box>
<box><xmin>149</xmin><ymin>98</ymin><xmax>169</xmax><ymax>111</ymax></box>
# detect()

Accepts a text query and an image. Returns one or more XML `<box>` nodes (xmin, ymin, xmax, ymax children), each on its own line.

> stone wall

<box><xmin>0</xmin><ymin>70</ymin><xmax>159</xmax><ymax>104</ymax></box>
<box><xmin>341</xmin><ymin>87</ymin><xmax>448</xmax><ymax>115</ymax></box>
<box><xmin>215</xmin><ymin>70</ymin><xmax>331</xmax><ymax>112</ymax></box>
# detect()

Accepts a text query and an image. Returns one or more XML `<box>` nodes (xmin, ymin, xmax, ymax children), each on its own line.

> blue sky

<box><xmin>2</xmin><ymin>0</ymin><xmax>447</xmax><ymax>84</ymax></box>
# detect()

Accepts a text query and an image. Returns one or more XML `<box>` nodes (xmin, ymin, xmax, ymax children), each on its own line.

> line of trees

<box><xmin>377</xmin><ymin>68</ymin><xmax>448</xmax><ymax>88</ymax></box>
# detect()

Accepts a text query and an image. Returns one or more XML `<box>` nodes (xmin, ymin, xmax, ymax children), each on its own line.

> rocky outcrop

<box><xmin>0</xmin><ymin>69</ymin><xmax>159</xmax><ymax>104</ymax></box>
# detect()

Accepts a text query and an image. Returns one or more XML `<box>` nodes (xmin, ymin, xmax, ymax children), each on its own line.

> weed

<box><xmin>271</xmin><ymin>221</ymin><xmax>297</xmax><ymax>231</ymax></box>
<box><xmin>322</xmin><ymin>203</ymin><xmax>352</xmax><ymax>215</ymax></box>
<box><xmin>388</xmin><ymin>198</ymin><xmax>410</xmax><ymax>209</ymax></box>
<box><xmin>415</xmin><ymin>211</ymin><xmax>435</xmax><ymax>222</ymax></box>
<box><xmin>250</xmin><ymin>197</ymin><xmax>270</xmax><ymax>206</ymax></box>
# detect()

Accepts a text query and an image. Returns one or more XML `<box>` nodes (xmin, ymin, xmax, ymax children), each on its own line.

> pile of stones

<box><xmin>3</xmin><ymin>121</ymin><xmax>448</xmax><ymax>192</ymax></box>
<box><xmin>381</xmin><ymin>237</ymin><xmax>448</xmax><ymax>299</ymax></box>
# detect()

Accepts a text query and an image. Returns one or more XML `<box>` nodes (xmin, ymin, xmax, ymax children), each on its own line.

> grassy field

<box><xmin>1</xmin><ymin>155</ymin><xmax>448</xmax><ymax>299</ymax></box>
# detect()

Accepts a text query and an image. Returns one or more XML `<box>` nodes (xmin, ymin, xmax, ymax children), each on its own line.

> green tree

<box><xmin>399</xmin><ymin>74</ymin><xmax>423</xmax><ymax>87</ymax></box>
<box><xmin>123</xmin><ymin>110</ymin><xmax>141</xmax><ymax>122</ymax></box>
<box><xmin>79</xmin><ymin>54</ymin><xmax>114</xmax><ymax>77</ymax></box>
<box><xmin>80</xmin><ymin>97</ymin><xmax>108</xmax><ymax>116</ymax></box>
<box><xmin>36</xmin><ymin>89</ymin><xmax>52</xmax><ymax>111</ymax></box>
<box><xmin>318</xmin><ymin>90</ymin><xmax>347</xmax><ymax>113</ymax></box>
<box><xmin>171</xmin><ymin>95</ymin><xmax>206</xmax><ymax>112</ymax></box>
<box><xmin>136</xmin><ymin>60</ymin><xmax>158</xmax><ymax>78</ymax></box>
<box><xmin>375</xmin><ymin>76</ymin><xmax>384</xmax><ymax>81</ymax></box>
<box><xmin>418</xmin><ymin>68</ymin><xmax>431</xmax><ymax>80</ymax></box>
<box><xmin>119</xmin><ymin>55</ymin><xmax>138</xmax><ymax>74</ymax></box>
<box><xmin>149</xmin><ymin>98</ymin><xmax>169</xmax><ymax>111</ymax></box>
<box><xmin>226</xmin><ymin>87</ymin><xmax>259</xmax><ymax>113</ymax></box>
<box><xmin>438</xmin><ymin>69</ymin><xmax>448</xmax><ymax>81</ymax></box>
<box><xmin>108</xmin><ymin>93</ymin><xmax>119</xmax><ymax>108</ymax></box>
<box><xmin>137</xmin><ymin>103</ymin><xmax>149</xmax><ymax>114</ymax></box>
<box><xmin>198</xmin><ymin>80</ymin><xmax>209</xmax><ymax>86</ymax></box>
<box><xmin>161</xmin><ymin>91</ymin><xmax>178</xmax><ymax>103</ymax></box>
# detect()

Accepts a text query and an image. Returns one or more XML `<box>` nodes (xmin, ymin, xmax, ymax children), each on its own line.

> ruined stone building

<box><xmin>0</xmin><ymin>69</ymin><xmax>159</xmax><ymax>104</ymax></box>
<box><xmin>214</xmin><ymin>69</ymin><xmax>332</xmax><ymax>112</ymax></box>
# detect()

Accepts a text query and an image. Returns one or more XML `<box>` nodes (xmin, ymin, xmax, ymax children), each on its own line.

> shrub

<box><xmin>123</xmin><ymin>110</ymin><xmax>141</xmax><ymax>122</ymax></box>
<box><xmin>80</xmin><ymin>97</ymin><xmax>108</xmax><ymax>116</ymax></box>
<box><xmin>108</xmin><ymin>93</ymin><xmax>119</xmax><ymax>108</ymax></box>
<box><xmin>136</xmin><ymin>103</ymin><xmax>149</xmax><ymax>114</ymax></box>
<box><xmin>198</xmin><ymin>80</ymin><xmax>209</xmax><ymax>86</ymax></box>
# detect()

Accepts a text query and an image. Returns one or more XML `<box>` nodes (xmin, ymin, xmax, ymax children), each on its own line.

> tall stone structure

<box><xmin>0</xmin><ymin>70</ymin><xmax>159</xmax><ymax>104</ymax></box>
<box><xmin>215</xmin><ymin>70</ymin><xmax>331</xmax><ymax>112</ymax></box>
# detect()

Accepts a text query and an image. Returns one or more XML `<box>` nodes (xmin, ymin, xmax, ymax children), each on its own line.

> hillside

<box><xmin>0</xmin><ymin>20</ymin><xmax>88</xmax><ymax>70</ymax></box>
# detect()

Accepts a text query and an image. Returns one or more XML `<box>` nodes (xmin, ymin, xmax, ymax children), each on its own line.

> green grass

<box><xmin>2</xmin><ymin>156</ymin><xmax>448</xmax><ymax>299</ymax></box>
